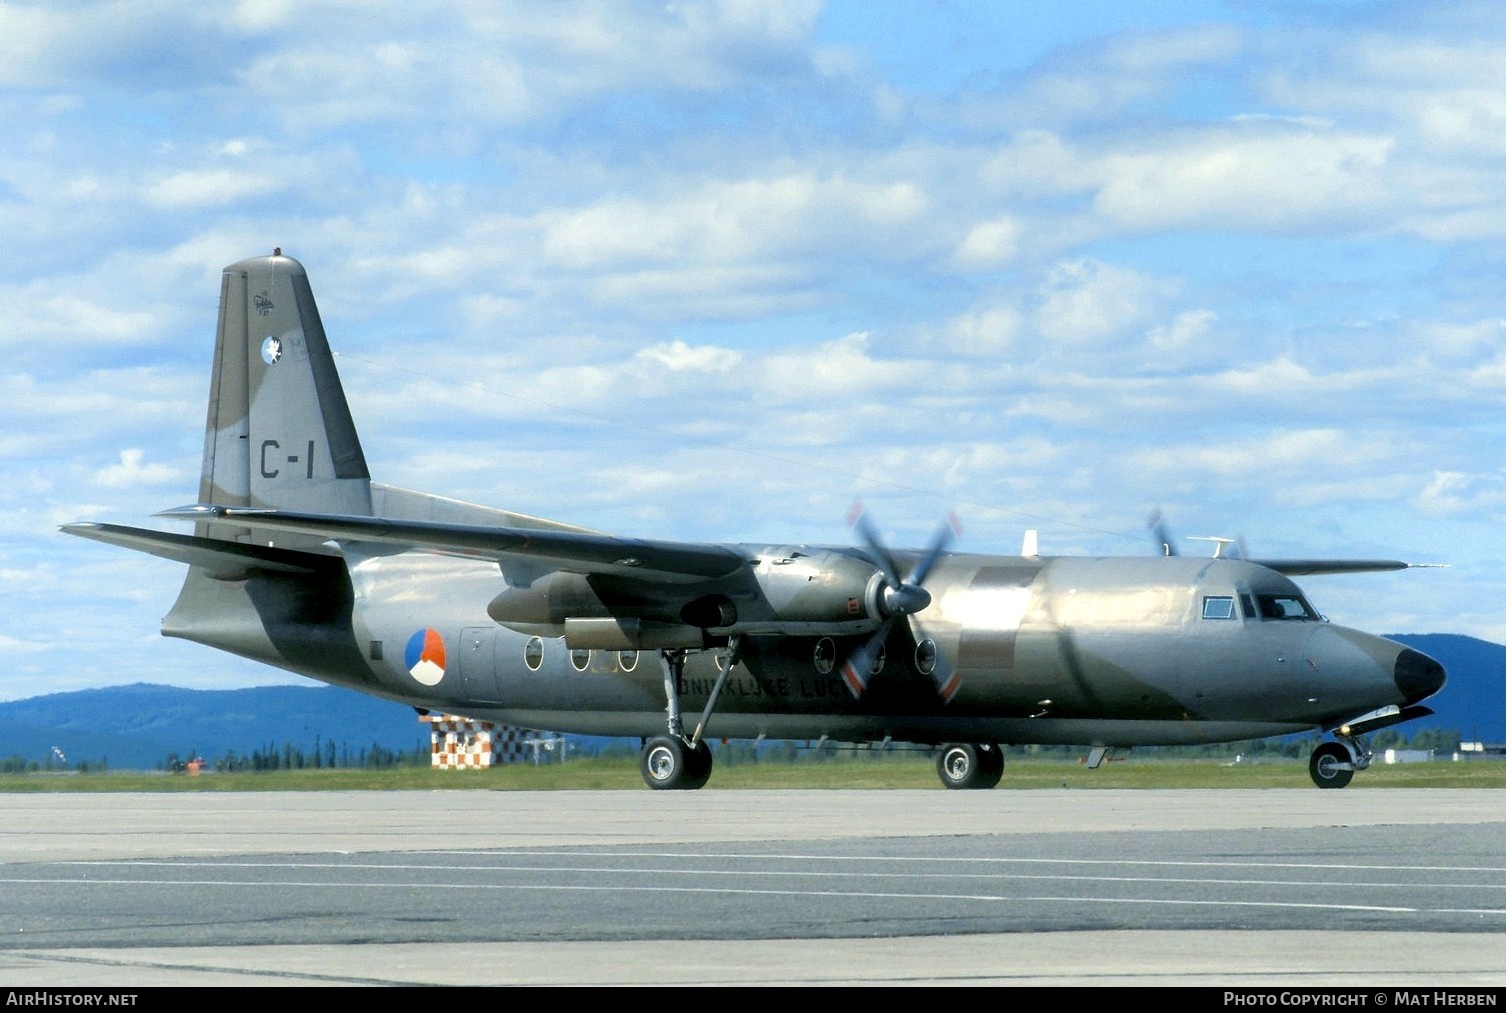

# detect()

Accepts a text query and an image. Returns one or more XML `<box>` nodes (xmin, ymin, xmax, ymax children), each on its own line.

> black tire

<box><xmin>936</xmin><ymin>743</ymin><xmax>1002</xmax><ymax>790</ymax></box>
<box><xmin>639</xmin><ymin>736</ymin><xmax>712</xmax><ymax>790</ymax></box>
<box><xmin>976</xmin><ymin>742</ymin><xmax>1005</xmax><ymax>788</ymax></box>
<box><xmin>684</xmin><ymin>739</ymin><xmax>713</xmax><ymax>790</ymax></box>
<box><xmin>640</xmin><ymin>736</ymin><xmax>688</xmax><ymax>789</ymax></box>
<box><xmin>1309</xmin><ymin>741</ymin><xmax>1355</xmax><ymax>789</ymax></box>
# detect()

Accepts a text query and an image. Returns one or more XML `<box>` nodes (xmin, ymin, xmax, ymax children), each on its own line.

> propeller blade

<box><xmin>847</xmin><ymin>501</ymin><xmax>901</xmax><ymax>588</ymax></box>
<box><xmin>911</xmin><ymin>624</ymin><xmax>960</xmax><ymax>702</ymax></box>
<box><xmin>840</xmin><ymin>615</ymin><xmax>896</xmax><ymax>698</ymax></box>
<box><xmin>932</xmin><ymin>661</ymin><xmax>961</xmax><ymax>703</ymax></box>
<box><xmin>841</xmin><ymin>504</ymin><xmax>962</xmax><ymax>701</ymax></box>
<box><xmin>910</xmin><ymin>511</ymin><xmax>961</xmax><ymax>587</ymax></box>
<box><xmin>1147</xmin><ymin>507</ymin><xmax>1178</xmax><ymax>556</ymax></box>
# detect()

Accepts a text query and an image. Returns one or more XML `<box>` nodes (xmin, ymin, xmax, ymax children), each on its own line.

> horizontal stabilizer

<box><xmin>60</xmin><ymin>522</ymin><xmax>341</xmax><ymax>580</ymax></box>
<box><xmin>156</xmin><ymin>505</ymin><xmax>749</xmax><ymax>581</ymax></box>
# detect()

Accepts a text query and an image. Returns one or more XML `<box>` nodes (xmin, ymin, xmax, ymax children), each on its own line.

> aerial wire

<box><xmin>332</xmin><ymin>348</ymin><xmax>1143</xmax><ymax>549</ymax></box>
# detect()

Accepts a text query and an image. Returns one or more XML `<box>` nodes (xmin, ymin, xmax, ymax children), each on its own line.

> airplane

<box><xmin>63</xmin><ymin>251</ymin><xmax>1447</xmax><ymax>791</ymax></box>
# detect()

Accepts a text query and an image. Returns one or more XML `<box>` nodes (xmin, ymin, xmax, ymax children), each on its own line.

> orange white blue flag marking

<box><xmin>405</xmin><ymin>628</ymin><xmax>446</xmax><ymax>686</ymax></box>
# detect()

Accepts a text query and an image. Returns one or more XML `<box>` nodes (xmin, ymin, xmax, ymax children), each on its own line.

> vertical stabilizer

<box><xmin>199</xmin><ymin>251</ymin><xmax>372</xmax><ymax>539</ymax></box>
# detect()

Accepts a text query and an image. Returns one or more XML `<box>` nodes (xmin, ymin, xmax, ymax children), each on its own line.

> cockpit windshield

<box><xmin>1252</xmin><ymin>593</ymin><xmax>1317</xmax><ymax>620</ymax></box>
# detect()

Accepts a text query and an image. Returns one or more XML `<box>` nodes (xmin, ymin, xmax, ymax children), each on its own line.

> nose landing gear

<box><xmin>1309</xmin><ymin>736</ymin><xmax>1370</xmax><ymax>789</ymax></box>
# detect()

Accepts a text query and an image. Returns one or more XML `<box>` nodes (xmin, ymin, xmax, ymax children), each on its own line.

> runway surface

<box><xmin>1</xmin><ymin>788</ymin><xmax>1503</xmax><ymax>987</ymax></box>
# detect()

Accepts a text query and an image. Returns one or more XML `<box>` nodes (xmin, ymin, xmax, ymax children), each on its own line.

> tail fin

<box><xmin>200</xmin><ymin>251</ymin><xmax>372</xmax><ymax>537</ymax></box>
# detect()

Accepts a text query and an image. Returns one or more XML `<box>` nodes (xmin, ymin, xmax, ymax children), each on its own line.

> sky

<box><xmin>5</xmin><ymin>0</ymin><xmax>1506</xmax><ymax>702</ymax></box>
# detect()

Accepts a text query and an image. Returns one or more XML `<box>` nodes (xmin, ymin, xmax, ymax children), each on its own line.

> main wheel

<box><xmin>1309</xmin><ymin>741</ymin><xmax>1355</xmax><ymax>789</ymax></box>
<box><xmin>936</xmin><ymin>743</ymin><xmax>1003</xmax><ymax>790</ymax></box>
<box><xmin>976</xmin><ymin>742</ymin><xmax>1005</xmax><ymax>787</ymax></box>
<box><xmin>640</xmin><ymin>736</ymin><xmax>713</xmax><ymax>790</ymax></box>
<box><xmin>684</xmin><ymin>739</ymin><xmax>713</xmax><ymax>790</ymax></box>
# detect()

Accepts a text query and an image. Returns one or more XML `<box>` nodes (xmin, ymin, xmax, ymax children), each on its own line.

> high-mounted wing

<box><xmin>1143</xmin><ymin>509</ymin><xmax>1434</xmax><ymax>575</ymax></box>
<box><xmin>1250</xmin><ymin>559</ymin><xmax>1430</xmax><ymax>576</ymax></box>
<box><xmin>157</xmin><ymin>504</ymin><xmax>749</xmax><ymax>582</ymax></box>
<box><xmin>154</xmin><ymin>504</ymin><xmax>901</xmax><ymax>651</ymax></box>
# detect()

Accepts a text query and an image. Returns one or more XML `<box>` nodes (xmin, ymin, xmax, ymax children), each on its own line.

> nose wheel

<box><xmin>1309</xmin><ymin>740</ymin><xmax>1358</xmax><ymax>789</ymax></box>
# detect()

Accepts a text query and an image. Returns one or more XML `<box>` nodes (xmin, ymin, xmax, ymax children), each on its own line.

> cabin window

<box><xmin>570</xmin><ymin>646</ymin><xmax>591</xmax><ymax>671</ymax></box>
<box><xmin>524</xmin><ymin>636</ymin><xmax>544</xmax><ymax>671</ymax></box>
<box><xmin>369</xmin><ymin>640</ymin><xmax>383</xmax><ymax>660</ymax></box>
<box><xmin>813</xmin><ymin>637</ymin><xmax>836</xmax><ymax>675</ymax></box>
<box><xmin>914</xmin><ymin>638</ymin><xmax>938</xmax><ymax>675</ymax></box>
<box><xmin>1202</xmin><ymin>596</ymin><xmax>1235</xmax><ymax>620</ymax></box>
<box><xmin>617</xmin><ymin>650</ymin><xmax>638</xmax><ymax>672</ymax></box>
<box><xmin>1254</xmin><ymin>594</ymin><xmax>1316</xmax><ymax>620</ymax></box>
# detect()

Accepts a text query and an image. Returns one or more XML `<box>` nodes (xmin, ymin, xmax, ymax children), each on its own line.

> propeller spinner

<box><xmin>839</xmin><ymin>504</ymin><xmax>961</xmax><ymax>701</ymax></box>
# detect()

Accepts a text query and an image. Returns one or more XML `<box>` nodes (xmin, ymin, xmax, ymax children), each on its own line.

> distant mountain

<box><xmin>0</xmin><ymin>683</ymin><xmax>431</xmax><ymax>771</ymax></box>
<box><xmin>1386</xmin><ymin>633</ymin><xmax>1506</xmax><ymax>744</ymax></box>
<box><xmin>2</xmin><ymin>633</ymin><xmax>1500</xmax><ymax>770</ymax></box>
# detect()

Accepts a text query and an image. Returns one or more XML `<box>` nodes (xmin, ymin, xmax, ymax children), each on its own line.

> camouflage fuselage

<box><xmin>162</xmin><ymin>546</ymin><xmax>1435</xmax><ymax>748</ymax></box>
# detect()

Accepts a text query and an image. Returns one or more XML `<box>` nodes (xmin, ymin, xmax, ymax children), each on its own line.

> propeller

<box><xmin>1147</xmin><ymin>507</ymin><xmax>1178</xmax><ymax>556</ymax></box>
<box><xmin>839</xmin><ymin>503</ymin><xmax>961</xmax><ymax>701</ymax></box>
<box><xmin>1148</xmin><ymin>508</ymin><xmax>1248</xmax><ymax>561</ymax></box>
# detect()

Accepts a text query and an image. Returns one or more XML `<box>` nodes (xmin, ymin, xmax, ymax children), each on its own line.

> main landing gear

<box><xmin>640</xmin><ymin>735</ymin><xmax>713</xmax><ymax>790</ymax></box>
<box><xmin>635</xmin><ymin>640</ymin><xmax>1011</xmax><ymax>791</ymax></box>
<box><xmin>1308</xmin><ymin>735</ymin><xmax>1371</xmax><ymax>789</ymax></box>
<box><xmin>638</xmin><ymin>640</ymin><xmax>741</xmax><ymax>790</ymax></box>
<box><xmin>935</xmin><ymin>742</ymin><xmax>1005</xmax><ymax>789</ymax></box>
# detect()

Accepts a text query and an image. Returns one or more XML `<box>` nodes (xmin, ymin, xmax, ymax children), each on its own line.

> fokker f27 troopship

<box><xmin>65</xmin><ymin>252</ymin><xmax>1446</xmax><ymax>789</ymax></box>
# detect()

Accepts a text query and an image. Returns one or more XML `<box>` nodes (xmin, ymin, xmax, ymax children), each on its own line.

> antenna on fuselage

<box><xmin>1187</xmin><ymin>535</ymin><xmax>1247</xmax><ymax>560</ymax></box>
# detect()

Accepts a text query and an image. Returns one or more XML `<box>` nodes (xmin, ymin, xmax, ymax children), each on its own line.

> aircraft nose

<box><xmin>1394</xmin><ymin>647</ymin><xmax>1446</xmax><ymax>704</ymax></box>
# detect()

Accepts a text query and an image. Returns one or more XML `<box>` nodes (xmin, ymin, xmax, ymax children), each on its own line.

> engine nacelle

<box><xmin>487</xmin><ymin>546</ymin><xmax>890</xmax><ymax>641</ymax></box>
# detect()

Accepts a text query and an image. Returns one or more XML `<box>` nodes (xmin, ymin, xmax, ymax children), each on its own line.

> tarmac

<box><xmin>1</xmin><ymin>788</ymin><xmax>1503</xmax><ymax>987</ymax></box>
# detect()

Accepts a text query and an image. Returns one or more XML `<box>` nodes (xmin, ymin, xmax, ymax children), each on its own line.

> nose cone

<box><xmin>1304</xmin><ymin>626</ymin><xmax>1447</xmax><ymax>719</ymax></box>
<box><xmin>1395</xmin><ymin>647</ymin><xmax>1446</xmax><ymax>705</ymax></box>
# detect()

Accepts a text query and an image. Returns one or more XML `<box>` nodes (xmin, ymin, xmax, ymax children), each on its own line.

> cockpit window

<box><xmin>1202</xmin><ymin>596</ymin><xmax>1235</xmax><ymax>619</ymax></box>
<box><xmin>1254</xmin><ymin>593</ymin><xmax>1316</xmax><ymax>620</ymax></box>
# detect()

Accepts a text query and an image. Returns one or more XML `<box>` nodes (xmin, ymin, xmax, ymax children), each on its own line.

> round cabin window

<box><xmin>914</xmin><ymin>638</ymin><xmax>937</xmax><ymax>676</ymax></box>
<box><xmin>813</xmin><ymin>637</ymin><xmax>836</xmax><ymax>675</ymax></box>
